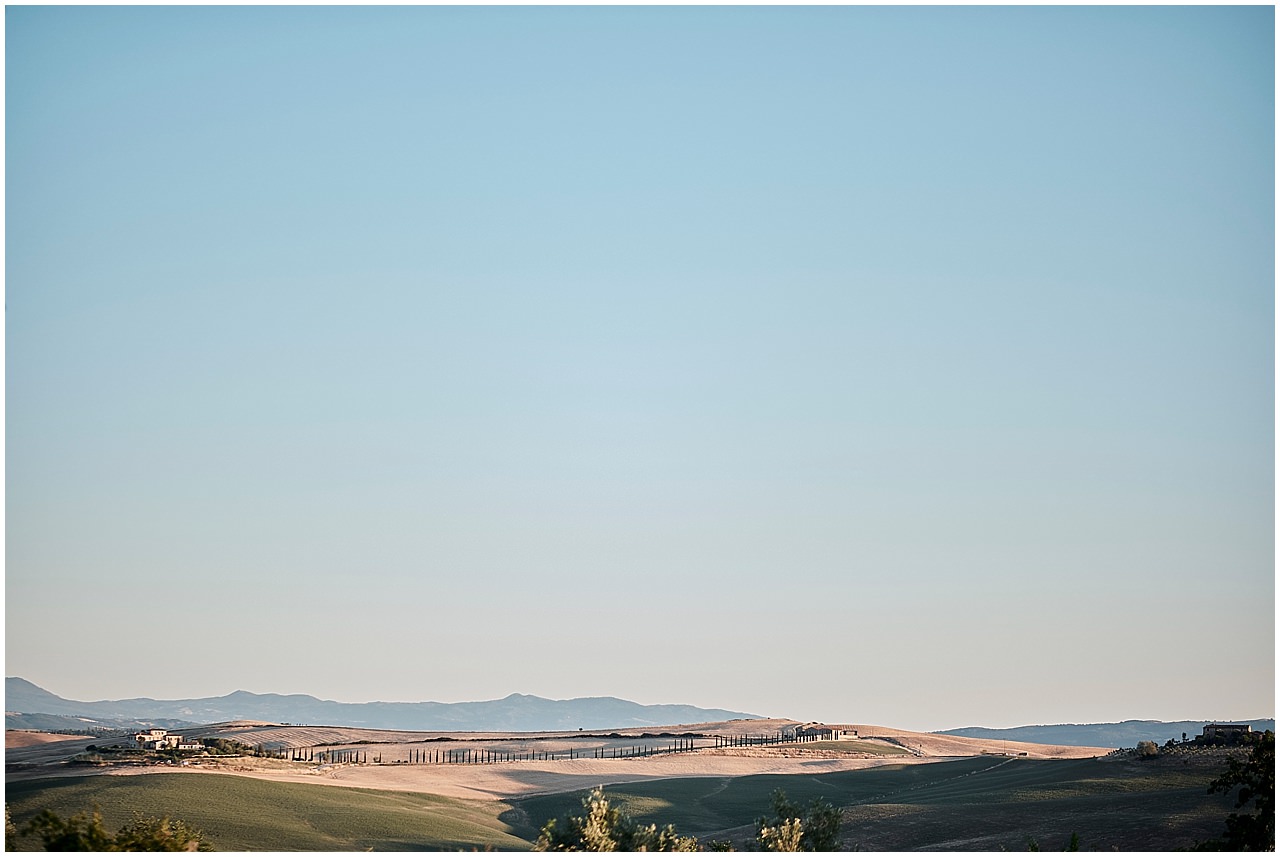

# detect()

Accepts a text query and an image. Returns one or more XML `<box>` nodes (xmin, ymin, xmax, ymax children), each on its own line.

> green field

<box><xmin>508</xmin><ymin>755</ymin><xmax>1237</xmax><ymax>851</ymax></box>
<box><xmin>5</xmin><ymin>774</ymin><xmax>530</xmax><ymax>852</ymax></box>
<box><xmin>6</xmin><ymin>753</ymin><xmax>1239</xmax><ymax>851</ymax></box>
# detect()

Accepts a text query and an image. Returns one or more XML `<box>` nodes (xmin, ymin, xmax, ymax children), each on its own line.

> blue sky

<box><xmin>6</xmin><ymin>6</ymin><xmax>1273</xmax><ymax>731</ymax></box>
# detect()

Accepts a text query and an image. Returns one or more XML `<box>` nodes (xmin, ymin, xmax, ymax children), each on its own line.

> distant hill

<box><xmin>5</xmin><ymin>711</ymin><xmax>199</xmax><ymax>734</ymax></box>
<box><xmin>937</xmin><ymin>719</ymin><xmax>1275</xmax><ymax>748</ymax></box>
<box><xmin>5</xmin><ymin>678</ymin><xmax>762</xmax><ymax>731</ymax></box>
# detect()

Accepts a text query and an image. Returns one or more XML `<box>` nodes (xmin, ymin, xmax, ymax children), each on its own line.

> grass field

<box><xmin>509</xmin><ymin>754</ymin><xmax>1237</xmax><ymax>851</ymax></box>
<box><xmin>509</xmin><ymin>757</ymin><xmax>999</xmax><ymax>840</ymax></box>
<box><xmin>6</xmin><ymin>753</ymin><xmax>1239</xmax><ymax>851</ymax></box>
<box><xmin>5</xmin><ymin>774</ymin><xmax>530</xmax><ymax>852</ymax></box>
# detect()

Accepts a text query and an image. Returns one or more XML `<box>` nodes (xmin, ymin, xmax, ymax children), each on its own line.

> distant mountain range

<box><xmin>4</xmin><ymin>678</ymin><xmax>762</xmax><ymax>732</ymax></box>
<box><xmin>937</xmin><ymin>719</ymin><xmax>1275</xmax><ymax>748</ymax></box>
<box><xmin>9</xmin><ymin>679</ymin><xmax>1271</xmax><ymax>744</ymax></box>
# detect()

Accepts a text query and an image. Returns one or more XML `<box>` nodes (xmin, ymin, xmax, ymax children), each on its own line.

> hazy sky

<box><xmin>6</xmin><ymin>6</ymin><xmax>1274</xmax><ymax>732</ymax></box>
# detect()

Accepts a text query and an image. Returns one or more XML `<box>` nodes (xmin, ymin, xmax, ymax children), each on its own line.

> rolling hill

<box><xmin>936</xmin><ymin>719</ymin><xmax>1275</xmax><ymax>748</ymax></box>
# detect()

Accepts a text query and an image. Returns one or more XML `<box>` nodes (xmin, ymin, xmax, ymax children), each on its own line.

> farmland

<box><xmin>3</xmin><ymin>722</ymin><xmax>1245</xmax><ymax>851</ymax></box>
<box><xmin>5</xmin><ymin>773</ymin><xmax>530</xmax><ymax>852</ymax></box>
<box><xmin>509</xmin><ymin>753</ymin><xmax>1239</xmax><ymax>851</ymax></box>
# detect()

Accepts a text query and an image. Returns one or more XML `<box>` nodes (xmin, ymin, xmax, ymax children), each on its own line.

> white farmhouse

<box><xmin>134</xmin><ymin>729</ymin><xmax>197</xmax><ymax>750</ymax></box>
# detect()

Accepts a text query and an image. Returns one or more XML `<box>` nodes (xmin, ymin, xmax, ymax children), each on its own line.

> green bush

<box><xmin>199</xmin><ymin>738</ymin><xmax>252</xmax><ymax>756</ymax></box>
<box><xmin>1135</xmin><ymin>741</ymin><xmax>1159</xmax><ymax>759</ymax></box>
<box><xmin>534</xmin><ymin>788</ymin><xmax>700</xmax><ymax>852</ymax></box>
<box><xmin>756</xmin><ymin>789</ymin><xmax>841</xmax><ymax>852</ymax></box>
<box><xmin>1196</xmin><ymin>730</ymin><xmax>1274</xmax><ymax>851</ymax></box>
<box><xmin>17</xmin><ymin>805</ymin><xmax>211</xmax><ymax>851</ymax></box>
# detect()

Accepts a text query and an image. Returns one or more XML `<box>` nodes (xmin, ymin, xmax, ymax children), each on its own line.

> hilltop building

<box><xmin>1201</xmin><ymin>723</ymin><xmax>1252</xmax><ymax>742</ymax></box>
<box><xmin>790</xmin><ymin>724</ymin><xmax>856</xmax><ymax>740</ymax></box>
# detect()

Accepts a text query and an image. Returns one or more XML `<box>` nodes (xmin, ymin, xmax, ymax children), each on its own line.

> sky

<box><xmin>5</xmin><ymin>6</ymin><xmax>1274</xmax><ymax>732</ymax></box>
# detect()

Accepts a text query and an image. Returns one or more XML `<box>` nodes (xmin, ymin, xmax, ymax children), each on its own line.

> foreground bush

<box><xmin>1196</xmin><ymin>730</ymin><xmax>1274</xmax><ymax>851</ymax></box>
<box><xmin>535</xmin><ymin>787</ymin><xmax>841</xmax><ymax>852</ymax></box>
<box><xmin>16</xmin><ymin>806</ymin><xmax>211</xmax><ymax>851</ymax></box>
<box><xmin>755</xmin><ymin>789</ymin><xmax>841</xmax><ymax>852</ymax></box>
<box><xmin>535</xmin><ymin>788</ymin><xmax>700</xmax><ymax>851</ymax></box>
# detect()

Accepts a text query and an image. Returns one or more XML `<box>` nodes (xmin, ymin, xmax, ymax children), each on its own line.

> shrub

<box><xmin>533</xmin><ymin>787</ymin><xmax>843</xmax><ymax>852</ymax></box>
<box><xmin>112</xmin><ymin>814</ymin><xmax>211</xmax><ymax>852</ymax></box>
<box><xmin>20</xmin><ymin>805</ymin><xmax>211</xmax><ymax>851</ymax></box>
<box><xmin>534</xmin><ymin>788</ymin><xmax>699</xmax><ymax>852</ymax></box>
<box><xmin>755</xmin><ymin>790</ymin><xmax>841</xmax><ymax>852</ymax></box>
<box><xmin>1196</xmin><ymin>730</ymin><xmax>1274</xmax><ymax>851</ymax></box>
<box><xmin>200</xmin><ymin>737</ymin><xmax>252</xmax><ymax>756</ymax></box>
<box><xmin>758</xmin><ymin>818</ymin><xmax>805</xmax><ymax>852</ymax></box>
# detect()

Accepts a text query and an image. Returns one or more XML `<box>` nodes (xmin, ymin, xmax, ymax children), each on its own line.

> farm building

<box><xmin>793</xmin><ymin>724</ymin><xmax>855</xmax><ymax>740</ymax></box>
<box><xmin>134</xmin><ymin>729</ymin><xmax>198</xmax><ymax>750</ymax></box>
<box><xmin>1201</xmin><ymin>723</ymin><xmax>1252</xmax><ymax>741</ymax></box>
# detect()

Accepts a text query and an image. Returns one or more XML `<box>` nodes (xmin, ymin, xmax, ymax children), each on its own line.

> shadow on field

<box><xmin>504</xmin><ymin>754</ymin><xmax>1244</xmax><ymax>851</ymax></box>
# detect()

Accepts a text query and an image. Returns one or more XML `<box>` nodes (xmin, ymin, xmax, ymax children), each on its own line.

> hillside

<box><xmin>6</xmin><ymin>750</ymin><xmax>1241</xmax><ymax>851</ymax></box>
<box><xmin>4</xmin><ymin>678</ymin><xmax>761</xmax><ymax>731</ymax></box>
<box><xmin>510</xmin><ymin>752</ymin><xmax>1240</xmax><ymax>851</ymax></box>
<box><xmin>937</xmin><ymin>719</ymin><xmax>1275</xmax><ymax>748</ymax></box>
<box><xmin>5</xmin><ymin>717</ymin><xmax>1113</xmax><ymax>804</ymax></box>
